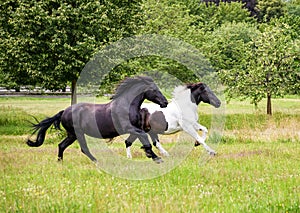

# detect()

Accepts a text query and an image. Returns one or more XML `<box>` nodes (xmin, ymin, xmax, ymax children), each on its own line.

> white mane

<box><xmin>172</xmin><ymin>85</ymin><xmax>198</xmax><ymax>123</ymax></box>
<box><xmin>172</xmin><ymin>85</ymin><xmax>190</xmax><ymax>102</ymax></box>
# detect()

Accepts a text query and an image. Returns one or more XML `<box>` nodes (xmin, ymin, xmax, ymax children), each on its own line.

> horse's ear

<box><xmin>198</xmin><ymin>82</ymin><xmax>206</xmax><ymax>91</ymax></box>
<box><xmin>187</xmin><ymin>83</ymin><xmax>202</xmax><ymax>91</ymax></box>
<box><xmin>186</xmin><ymin>83</ymin><xmax>195</xmax><ymax>90</ymax></box>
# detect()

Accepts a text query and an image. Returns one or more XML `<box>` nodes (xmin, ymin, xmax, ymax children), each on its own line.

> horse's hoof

<box><xmin>145</xmin><ymin>152</ymin><xmax>152</xmax><ymax>158</ymax></box>
<box><xmin>153</xmin><ymin>157</ymin><xmax>163</xmax><ymax>164</ymax></box>
<box><xmin>93</xmin><ymin>160</ymin><xmax>99</xmax><ymax>166</ymax></box>
<box><xmin>209</xmin><ymin>151</ymin><xmax>217</xmax><ymax>156</ymax></box>
<box><xmin>162</xmin><ymin>152</ymin><xmax>170</xmax><ymax>157</ymax></box>
<box><xmin>194</xmin><ymin>141</ymin><xmax>200</xmax><ymax>147</ymax></box>
<box><xmin>141</xmin><ymin>146</ymin><xmax>153</xmax><ymax>158</ymax></box>
<box><xmin>57</xmin><ymin>157</ymin><xmax>63</xmax><ymax>162</ymax></box>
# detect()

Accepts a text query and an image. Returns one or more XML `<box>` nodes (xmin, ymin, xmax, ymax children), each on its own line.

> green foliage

<box><xmin>0</xmin><ymin>0</ymin><xmax>299</xmax><ymax>112</ymax></box>
<box><xmin>141</xmin><ymin>0</ymin><xmax>194</xmax><ymax>38</ymax></box>
<box><xmin>203</xmin><ymin>21</ymin><xmax>258</xmax><ymax>71</ymax></box>
<box><xmin>96</xmin><ymin>0</ymin><xmax>206</xmax><ymax>94</ymax></box>
<box><xmin>286</xmin><ymin>0</ymin><xmax>300</xmax><ymax>16</ymax></box>
<box><xmin>257</xmin><ymin>0</ymin><xmax>286</xmax><ymax>22</ymax></box>
<box><xmin>215</xmin><ymin>20</ymin><xmax>299</xmax><ymax>114</ymax></box>
<box><xmin>98</xmin><ymin>56</ymin><xmax>196</xmax><ymax>95</ymax></box>
<box><xmin>0</xmin><ymin>0</ymin><xmax>142</xmax><ymax>91</ymax></box>
<box><xmin>189</xmin><ymin>1</ymin><xmax>254</xmax><ymax>32</ymax></box>
<box><xmin>249</xmin><ymin>24</ymin><xmax>299</xmax><ymax>99</ymax></box>
<box><xmin>274</xmin><ymin>12</ymin><xmax>300</xmax><ymax>39</ymax></box>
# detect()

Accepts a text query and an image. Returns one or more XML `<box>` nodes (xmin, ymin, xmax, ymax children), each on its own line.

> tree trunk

<box><xmin>15</xmin><ymin>86</ymin><xmax>20</xmax><ymax>92</ymax></box>
<box><xmin>71</xmin><ymin>79</ymin><xmax>77</xmax><ymax>105</ymax></box>
<box><xmin>267</xmin><ymin>93</ymin><xmax>272</xmax><ymax>115</ymax></box>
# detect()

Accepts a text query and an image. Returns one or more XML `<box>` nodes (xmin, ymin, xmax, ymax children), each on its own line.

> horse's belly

<box><xmin>84</xmin><ymin>128</ymin><xmax>119</xmax><ymax>139</ymax></box>
<box><xmin>163</xmin><ymin>123</ymin><xmax>181</xmax><ymax>134</ymax></box>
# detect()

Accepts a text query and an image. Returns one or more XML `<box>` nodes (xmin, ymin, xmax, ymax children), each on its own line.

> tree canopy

<box><xmin>0</xmin><ymin>0</ymin><xmax>142</xmax><ymax>103</ymax></box>
<box><xmin>0</xmin><ymin>0</ymin><xmax>299</xmax><ymax>114</ymax></box>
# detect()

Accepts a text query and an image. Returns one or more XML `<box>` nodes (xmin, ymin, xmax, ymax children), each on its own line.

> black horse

<box><xmin>27</xmin><ymin>76</ymin><xmax>168</xmax><ymax>163</ymax></box>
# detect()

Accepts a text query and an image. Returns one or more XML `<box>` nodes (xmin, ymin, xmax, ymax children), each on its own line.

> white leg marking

<box><xmin>155</xmin><ymin>141</ymin><xmax>169</xmax><ymax>157</ymax></box>
<box><xmin>183</xmin><ymin>123</ymin><xmax>216</xmax><ymax>155</ymax></box>
<box><xmin>126</xmin><ymin>147</ymin><xmax>132</xmax><ymax>158</ymax></box>
<box><xmin>194</xmin><ymin>123</ymin><xmax>208</xmax><ymax>140</ymax></box>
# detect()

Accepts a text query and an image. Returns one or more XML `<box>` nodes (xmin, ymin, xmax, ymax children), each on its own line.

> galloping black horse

<box><xmin>27</xmin><ymin>76</ymin><xmax>168</xmax><ymax>163</ymax></box>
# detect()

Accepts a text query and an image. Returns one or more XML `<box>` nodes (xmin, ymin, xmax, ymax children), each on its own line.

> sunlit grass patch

<box><xmin>0</xmin><ymin>96</ymin><xmax>299</xmax><ymax>212</ymax></box>
<box><xmin>1</xmin><ymin>141</ymin><xmax>299</xmax><ymax>212</ymax></box>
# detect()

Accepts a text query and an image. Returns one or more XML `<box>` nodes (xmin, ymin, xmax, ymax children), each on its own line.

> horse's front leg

<box><xmin>194</xmin><ymin>123</ymin><xmax>208</xmax><ymax>140</ymax></box>
<box><xmin>182</xmin><ymin>124</ymin><xmax>216</xmax><ymax>156</ymax></box>
<box><xmin>149</xmin><ymin>132</ymin><xmax>169</xmax><ymax>157</ymax></box>
<box><xmin>124</xmin><ymin>134</ymin><xmax>138</xmax><ymax>158</ymax></box>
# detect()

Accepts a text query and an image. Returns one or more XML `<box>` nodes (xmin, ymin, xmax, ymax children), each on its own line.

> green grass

<box><xmin>0</xmin><ymin>96</ymin><xmax>299</xmax><ymax>212</ymax></box>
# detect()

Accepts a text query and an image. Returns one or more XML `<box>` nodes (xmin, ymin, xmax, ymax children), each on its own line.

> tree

<box><xmin>100</xmin><ymin>0</ymin><xmax>255</xmax><ymax>92</ymax></box>
<box><xmin>218</xmin><ymin>23</ymin><xmax>299</xmax><ymax>115</ymax></box>
<box><xmin>202</xmin><ymin>21</ymin><xmax>258</xmax><ymax>72</ymax></box>
<box><xmin>0</xmin><ymin>0</ymin><xmax>142</xmax><ymax>104</ymax></box>
<box><xmin>96</xmin><ymin>0</ymin><xmax>203</xmax><ymax>93</ymax></box>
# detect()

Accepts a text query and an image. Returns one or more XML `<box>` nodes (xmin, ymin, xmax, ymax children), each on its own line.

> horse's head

<box><xmin>144</xmin><ymin>84</ymin><xmax>168</xmax><ymax>108</ymax></box>
<box><xmin>112</xmin><ymin>76</ymin><xmax>168</xmax><ymax>108</ymax></box>
<box><xmin>187</xmin><ymin>83</ymin><xmax>221</xmax><ymax>108</ymax></box>
<box><xmin>131</xmin><ymin>76</ymin><xmax>168</xmax><ymax>108</ymax></box>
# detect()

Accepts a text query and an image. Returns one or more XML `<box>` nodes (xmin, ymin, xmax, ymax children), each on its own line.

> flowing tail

<box><xmin>27</xmin><ymin>110</ymin><xmax>64</xmax><ymax>147</ymax></box>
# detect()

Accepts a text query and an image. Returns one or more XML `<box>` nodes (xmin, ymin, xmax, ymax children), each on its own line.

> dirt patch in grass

<box><xmin>225</xmin><ymin>117</ymin><xmax>300</xmax><ymax>143</ymax></box>
<box><xmin>220</xmin><ymin>150</ymin><xmax>264</xmax><ymax>159</ymax></box>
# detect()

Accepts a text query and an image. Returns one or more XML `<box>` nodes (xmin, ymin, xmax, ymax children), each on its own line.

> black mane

<box><xmin>112</xmin><ymin>76</ymin><xmax>154</xmax><ymax>99</ymax></box>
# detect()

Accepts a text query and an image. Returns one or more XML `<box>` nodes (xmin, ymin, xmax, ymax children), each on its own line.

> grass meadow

<box><xmin>0</xmin><ymin>96</ymin><xmax>299</xmax><ymax>212</ymax></box>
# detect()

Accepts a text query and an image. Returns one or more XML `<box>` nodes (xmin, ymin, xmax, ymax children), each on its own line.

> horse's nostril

<box><xmin>160</xmin><ymin>101</ymin><xmax>168</xmax><ymax>108</ymax></box>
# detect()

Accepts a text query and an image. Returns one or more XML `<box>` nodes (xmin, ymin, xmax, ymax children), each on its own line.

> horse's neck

<box><xmin>110</xmin><ymin>93</ymin><xmax>144</xmax><ymax>129</ymax></box>
<box><xmin>172</xmin><ymin>86</ymin><xmax>194</xmax><ymax>107</ymax></box>
<box><xmin>172</xmin><ymin>88</ymin><xmax>198</xmax><ymax>119</ymax></box>
<box><xmin>130</xmin><ymin>94</ymin><xmax>144</xmax><ymax>110</ymax></box>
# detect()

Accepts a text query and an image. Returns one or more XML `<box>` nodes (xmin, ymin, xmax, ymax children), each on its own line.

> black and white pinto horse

<box><xmin>27</xmin><ymin>76</ymin><xmax>168</xmax><ymax>163</ymax></box>
<box><xmin>125</xmin><ymin>82</ymin><xmax>221</xmax><ymax>158</ymax></box>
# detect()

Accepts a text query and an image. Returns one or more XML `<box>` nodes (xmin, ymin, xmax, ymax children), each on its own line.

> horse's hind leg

<box><xmin>149</xmin><ymin>132</ymin><xmax>169</xmax><ymax>157</ymax></box>
<box><xmin>76</xmin><ymin>132</ymin><xmax>97</xmax><ymax>162</ymax></box>
<box><xmin>124</xmin><ymin>134</ymin><xmax>138</xmax><ymax>158</ymax></box>
<box><xmin>136</xmin><ymin>132</ymin><xmax>163</xmax><ymax>164</ymax></box>
<box><xmin>58</xmin><ymin>133</ymin><xmax>76</xmax><ymax>161</ymax></box>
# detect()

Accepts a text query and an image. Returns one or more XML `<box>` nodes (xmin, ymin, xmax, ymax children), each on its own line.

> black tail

<box><xmin>27</xmin><ymin>110</ymin><xmax>64</xmax><ymax>147</ymax></box>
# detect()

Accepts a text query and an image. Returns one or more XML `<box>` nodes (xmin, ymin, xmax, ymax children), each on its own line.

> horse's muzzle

<box><xmin>213</xmin><ymin>100</ymin><xmax>221</xmax><ymax>108</ymax></box>
<box><xmin>160</xmin><ymin>101</ymin><xmax>168</xmax><ymax>108</ymax></box>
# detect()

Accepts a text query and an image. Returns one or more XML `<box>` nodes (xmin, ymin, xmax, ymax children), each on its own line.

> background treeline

<box><xmin>0</xmin><ymin>0</ymin><xmax>299</xmax><ymax>114</ymax></box>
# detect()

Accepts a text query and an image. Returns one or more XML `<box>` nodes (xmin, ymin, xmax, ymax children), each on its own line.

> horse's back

<box><xmin>61</xmin><ymin>102</ymin><xmax>117</xmax><ymax>138</ymax></box>
<box><xmin>141</xmin><ymin>103</ymin><xmax>165</xmax><ymax>114</ymax></box>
